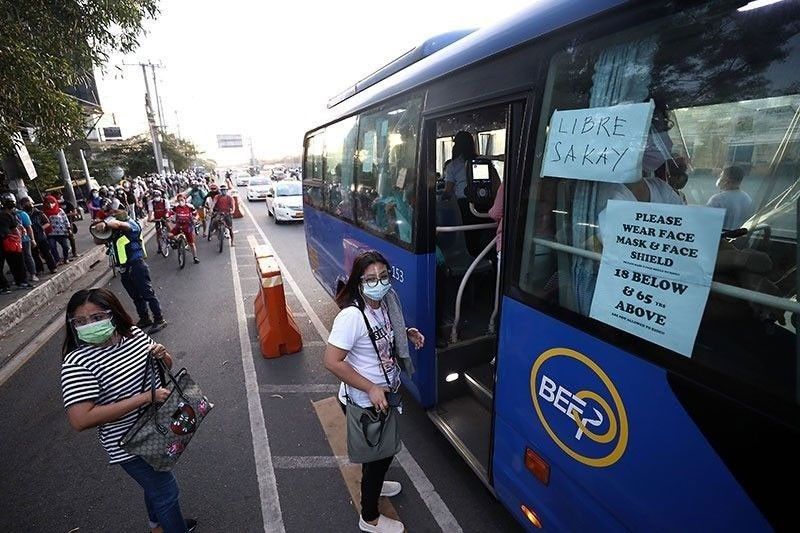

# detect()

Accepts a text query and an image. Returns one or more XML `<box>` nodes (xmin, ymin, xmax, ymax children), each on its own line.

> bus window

<box><xmin>323</xmin><ymin>117</ymin><xmax>357</xmax><ymax>220</ymax></box>
<box><xmin>517</xmin><ymin>1</ymin><xmax>800</xmax><ymax>405</ymax></box>
<box><xmin>355</xmin><ymin>97</ymin><xmax>422</xmax><ymax>245</ymax></box>
<box><xmin>303</xmin><ymin>132</ymin><xmax>325</xmax><ymax>207</ymax></box>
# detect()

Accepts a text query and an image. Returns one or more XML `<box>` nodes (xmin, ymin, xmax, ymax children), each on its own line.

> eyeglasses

<box><xmin>69</xmin><ymin>310</ymin><xmax>112</xmax><ymax>327</ymax></box>
<box><xmin>361</xmin><ymin>273</ymin><xmax>390</xmax><ymax>288</ymax></box>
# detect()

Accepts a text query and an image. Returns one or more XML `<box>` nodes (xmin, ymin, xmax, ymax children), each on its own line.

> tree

<box><xmin>0</xmin><ymin>1</ymin><xmax>159</xmax><ymax>149</ymax></box>
<box><xmin>88</xmin><ymin>134</ymin><xmax>205</xmax><ymax>181</ymax></box>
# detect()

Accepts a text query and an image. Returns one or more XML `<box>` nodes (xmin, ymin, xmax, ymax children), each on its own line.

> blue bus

<box><xmin>302</xmin><ymin>1</ymin><xmax>800</xmax><ymax>530</ymax></box>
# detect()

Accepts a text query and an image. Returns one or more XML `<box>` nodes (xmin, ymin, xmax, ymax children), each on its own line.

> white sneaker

<box><xmin>358</xmin><ymin>514</ymin><xmax>404</xmax><ymax>533</ymax></box>
<box><xmin>31</xmin><ymin>275</ymin><xmax>39</xmax><ymax>282</ymax></box>
<box><xmin>380</xmin><ymin>480</ymin><xmax>402</xmax><ymax>497</ymax></box>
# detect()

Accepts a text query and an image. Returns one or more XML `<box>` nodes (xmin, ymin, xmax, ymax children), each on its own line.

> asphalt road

<box><xmin>0</xmin><ymin>189</ymin><xmax>521</xmax><ymax>533</ymax></box>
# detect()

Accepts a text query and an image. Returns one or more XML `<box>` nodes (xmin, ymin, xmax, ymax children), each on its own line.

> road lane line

<box><xmin>272</xmin><ymin>455</ymin><xmax>351</xmax><ymax>469</ymax></box>
<box><xmin>261</xmin><ymin>384</ymin><xmax>339</xmax><ymax>394</ymax></box>
<box><xmin>0</xmin><ymin>311</ymin><xmax>64</xmax><ymax>387</ymax></box>
<box><xmin>230</xmin><ymin>244</ymin><xmax>285</xmax><ymax>533</ymax></box>
<box><xmin>241</xmin><ymin>202</ymin><xmax>329</xmax><ymax>340</ymax></box>
<box><xmin>242</xmin><ymin>201</ymin><xmax>462</xmax><ymax>532</ymax></box>
<box><xmin>396</xmin><ymin>446</ymin><xmax>463</xmax><ymax>532</ymax></box>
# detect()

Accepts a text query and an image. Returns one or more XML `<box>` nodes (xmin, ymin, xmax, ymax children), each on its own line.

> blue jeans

<box><xmin>121</xmin><ymin>457</ymin><xmax>187</xmax><ymax>532</ymax></box>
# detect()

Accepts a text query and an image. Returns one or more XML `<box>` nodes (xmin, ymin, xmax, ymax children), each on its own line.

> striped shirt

<box><xmin>61</xmin><ymin>327</ymin><xmax>159</xmax><ymax>464</ymax></box>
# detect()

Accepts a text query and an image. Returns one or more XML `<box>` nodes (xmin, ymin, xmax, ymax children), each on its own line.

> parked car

<box><xmin>266</xmin><ymin>180</ymin><xmax>303</xmax><ymax>223</ymax></box>
<box><xmin>235</xmin><ymin>173</ymin><xmax>251</xmax><ymax>187</ymax></box>
<box><xmin>246</xmin><ymin>176</ymin><xmax>272</xmax><ymax>201</ymax></box>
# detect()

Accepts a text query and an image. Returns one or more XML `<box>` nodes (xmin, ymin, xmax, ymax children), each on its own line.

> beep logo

<box><xmin>530</xmin><ymin>348</ymin><xmax>628</xmax><ymax>467</ymax></box>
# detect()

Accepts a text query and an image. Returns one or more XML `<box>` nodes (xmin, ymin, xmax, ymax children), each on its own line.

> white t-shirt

<box><xmin>596</xmin><ymin>178</ymin><xmax>683</xmax><ymax>230</ymax></box>
<box><xmin>329</xmin><ymin>305</ymin><xmax>399</xmax><ymax>408</ymax></box>
<box><xmin>444</xmin><ymin>156</ymin><xmax>468</xmax><ymax>199</ymax></box>
<box><xmin>706</xmin><ymin>189</ymin><xmax>754</xmax><ymax>230</ymax></box>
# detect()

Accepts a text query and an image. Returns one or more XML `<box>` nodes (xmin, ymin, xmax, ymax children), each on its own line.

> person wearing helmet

<box><xmin>91</xmin><ymin>205</ymin><xmax>167</xmax><ymax>333</ymax></box>
<box><xmin>1</xmin><ymin>193</ymin><xmax>33</xmax><ymax>291</ymax></box>
<box><xmin>170</xmin><ymin>193</ymin><xmax>200</xmax><ymax>263</ymax></box>
<box><xmin>147</xmin><ymin>189</ymin><xmax>171</xmax><ymax>256</ymax></box>
<box><xmin>211</xmin><ymin>184</ymin><xmax>235</xmax><ymax>247</ymax></box>
<box><xmin>189</xmin><ymin>181</ymin><xmax>208</xmax><ymax>236</ymax></box>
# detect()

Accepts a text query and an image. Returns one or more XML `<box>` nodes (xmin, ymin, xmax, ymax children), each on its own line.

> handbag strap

<box><xmin>352</xmin><ymin>303</ymin><xmax>394</xmax><ymax>390</ymax></box>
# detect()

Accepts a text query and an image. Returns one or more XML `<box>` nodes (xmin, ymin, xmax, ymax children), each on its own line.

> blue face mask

<box><xmin>362</xmin><ymin>281</ymin><xmax>391</xmax><ymax>301</ymax></box>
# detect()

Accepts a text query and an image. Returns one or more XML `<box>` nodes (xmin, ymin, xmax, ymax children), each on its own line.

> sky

<box><xmin>95</xmin><ymin>0</ymin><xmax>535</xmax><ymax>166</ymax></box>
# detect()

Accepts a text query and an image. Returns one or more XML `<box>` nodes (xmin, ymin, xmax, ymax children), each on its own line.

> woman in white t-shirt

<box><xmin>324</xmin><ymin>251</ymin><xmax>424</xmax><ymax>533</ymax></box>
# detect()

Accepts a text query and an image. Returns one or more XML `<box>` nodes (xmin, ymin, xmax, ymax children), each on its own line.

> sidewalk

<box><xmin>0</xmin><ymin>217</ymin><xmax>156</xmax><ymax>373</ymax></box>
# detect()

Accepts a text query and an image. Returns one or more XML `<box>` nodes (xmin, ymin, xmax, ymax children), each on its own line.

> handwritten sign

<box><xmin>541</xmin><ymin>101</ymin><xmax>655</xmax><ymax>183</ymax></box>
<box><xmin>589</xmin><ymin>200</ymin><xmax>724</xmax><ymax>356</ymax></box>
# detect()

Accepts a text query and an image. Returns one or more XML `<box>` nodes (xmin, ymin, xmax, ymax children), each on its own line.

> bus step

<box><xmin>428</xmin><ymin>397</ymin><xmax>494</xmax><ymax>494</ymax></box>
<box><xmin>464</xmin><ymin>366</ymin><xmax>494</xmax><ymax>410</ymax></box>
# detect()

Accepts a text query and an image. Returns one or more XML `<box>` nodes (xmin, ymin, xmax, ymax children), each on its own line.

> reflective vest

<box><xmin>111</xmin><ymin>231</ymin><xmax>145</xmax><ymax>266</ymax></box>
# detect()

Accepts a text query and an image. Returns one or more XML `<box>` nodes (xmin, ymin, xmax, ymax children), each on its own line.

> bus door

<box><xmin>424</xmin><ymin>101</ymin><xmax>524</xmax><ymax>485</ymax></box>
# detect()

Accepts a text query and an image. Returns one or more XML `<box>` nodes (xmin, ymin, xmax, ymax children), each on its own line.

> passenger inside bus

<box><xmin>519</xmin><ymin>5</ymin><xmax>800</xmax><ymax>403</ymax></box>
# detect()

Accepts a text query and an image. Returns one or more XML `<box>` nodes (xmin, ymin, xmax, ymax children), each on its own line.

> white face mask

<box><xmin>178</xmin><ymin>200</ymin><xmax>186</xmax><ymax>206</ymax></box>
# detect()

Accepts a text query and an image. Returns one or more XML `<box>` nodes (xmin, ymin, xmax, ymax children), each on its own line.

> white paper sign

<box><xmin>589</xmin><ymin>200</ymin><xmax>724</xmax><ymax>356</ymax></box>
<box><xmin>396</xmin><ymin>168</ymin><xmax>407</xmax><ymax>188</ymax></box>
<box><xmin>12</xmin><ymin>133</ymin><xmax>38</xmax><ymax>180</ymax></box>
<box><xmin>541</xmin><ymin>101</ymin><xmax>655</xmax><ymax>183</ymax></box>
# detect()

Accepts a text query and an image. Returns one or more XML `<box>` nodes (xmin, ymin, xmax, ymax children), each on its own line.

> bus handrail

<box><xmin>436</xmin><ymin>222</ymin><xmax>497</xmax><ymax>233</ymax></box>
<box><xmin>452</xmin><ymin>236</ymin><xmax>499</xmax><ymax>344</ymax></box>
<box><xmin>532</xmin><ymin>238</ymin><xmax>800</xmax><ymax>315</ymax></box>
<box><xmin>469</xmin><ymin>203</ymin><xmax>494</xmax><ymax>219</ymax></box>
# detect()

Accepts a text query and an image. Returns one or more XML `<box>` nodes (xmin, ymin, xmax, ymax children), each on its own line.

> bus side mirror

<box><xmin>465</xmin><ymin>158</ymin><xmax>495</xmax><ymax>209</ymax></box>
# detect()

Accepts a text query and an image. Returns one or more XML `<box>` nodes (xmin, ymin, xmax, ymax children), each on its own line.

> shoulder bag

<box><xmin>119</xmin><ymin>353</ymin><xmax>214</xmax><ymax>471</ymax></box>
<box><xmin>345</xmin><ymin>305</ymin><xmax>402</xmax><ymax>464</ymax></box>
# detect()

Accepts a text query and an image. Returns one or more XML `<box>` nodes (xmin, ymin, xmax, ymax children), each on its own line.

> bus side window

<box><xmin>516</xmin><ymin>2</ymin><xmax>800</xmax><ymax>406</ymax></box>
<box><xmin>355</xmin><ymin>98</ymin><xmax>422</xmax><ymax>245</ymax></box>
<box><xmin>303</xmin><ymin>132</ymin><xmax>325</xmax><ymax>208</ymax></box>
<box><xmin>323</xmin><ymin>117</ymin><xmax>357</xmax><ymax>220</ymax></box>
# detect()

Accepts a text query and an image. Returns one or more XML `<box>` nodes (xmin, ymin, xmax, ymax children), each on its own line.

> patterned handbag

<box><xmin>119</xmin><ymin>355</ymin><xmax>213</xmax><ymax>471</ymax></box>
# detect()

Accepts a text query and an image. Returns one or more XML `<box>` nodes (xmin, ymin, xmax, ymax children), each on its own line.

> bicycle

<box><xmin>208</xmin><ymin>213</ymin><xmax>229</xmax><ymax>253</ymax></box>
<box><xmin>154</xmin><ymin>218</ymin><xmax>170</xmax><ymax>258</ymax></box>
<box><xmin>169</xmin><ymin>229</ymin><xmax>189</xmax><ymax>269</ymax></box>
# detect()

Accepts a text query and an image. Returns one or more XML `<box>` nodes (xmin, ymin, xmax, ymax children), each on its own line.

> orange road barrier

<box><xmin>253</xmin><ymin>245</ymin><xmax>302</xmax><ymax>358</ymax></box>
<box><xmin>232</xmin><ymin>190</ymin><xmax>244</xmax><ymax>219</ymax></box>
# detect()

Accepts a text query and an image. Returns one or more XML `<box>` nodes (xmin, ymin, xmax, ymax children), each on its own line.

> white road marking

<box><xmin>230</xmin><ymin>244</ymin><xmax>285</xmax><ymax>533</ymax></box>
<box><xmin>272</xmin><ymin>455</ymin><xmax>351</xmax><ymax>469</ymax></box>
<box><xmin>261</xmin><ymin>384</ymin><xmax>340</xmax><ymax>394</ymax></box>
<box><xmin>241</xmin><ymin>201</ymin><xmax>463</xmax><ymax>533</ymax></box>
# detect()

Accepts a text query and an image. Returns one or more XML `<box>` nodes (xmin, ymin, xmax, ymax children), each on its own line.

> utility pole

<box><xmin>174</xmin><ymin>110</ymin><xmax>182</xmax><ymax>140</ymax></box>
<box><xmin>139</xmin><ymin>63</ymin><xmax>164</xmax><ymax>175</ymax></box>
<box><xmin>150</xmin><ymin>64</ymin><xmax>167</xmax><ymax>132</ymax></box>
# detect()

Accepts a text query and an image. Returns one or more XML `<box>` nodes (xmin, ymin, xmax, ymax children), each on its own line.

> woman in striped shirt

<box><xmin>61</xmin><ymin>288</ymin><xmax>196</xmax><ymax>533</ymax></box>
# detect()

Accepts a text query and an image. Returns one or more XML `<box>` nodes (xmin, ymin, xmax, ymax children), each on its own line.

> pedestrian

<box><xmin>58</xmin><ymin>193</ymin><xmax>79</xmax><ymax>259</ymax></box>
<box><xmin>707</xmin><ymin>165</ymin><xmax>754</xmax><ymax>230</ymax></box>
<box><xmin>0</xmin><ymin>193</ymin><xmax>32</xmax><ymax>290</ymax></box>
<box><xmin>60</xmin><ymin>287</ymin><xmax>197</xmax><ymax>533</ymax></box>
<box><xmin>19</xmin><ymin>197</ymin><xmax>57</xmax><ymax>275</ymax></box>
<box><xmin>91</xmin><ymin>205</ymin><xmax>167</xmax><ymax>333</ymax></box>
<box><xmin>323</xmin><ymin>250</ymin><xmax>423</xmax><ymax>533</ymax></box>
<box><xmin>43</xmin><ymin>194</ymin><xmax>71</xmax><ymax>265</ymax></box>
<box><xmin>14</xmin><ymin>197</ymin><xmax>38</xmax><ymax>281</ymax></box>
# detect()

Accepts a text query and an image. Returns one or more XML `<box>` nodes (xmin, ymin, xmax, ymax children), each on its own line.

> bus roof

<box><xmin>310</xmin><ymin>0</ymin><xmax>629</xmax><ymax>133</ymax></box>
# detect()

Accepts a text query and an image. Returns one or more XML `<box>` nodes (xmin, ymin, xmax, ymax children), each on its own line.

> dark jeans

<box><xmin>339</xmin><ymin>401</ymin><xmax>394</xmax><ymax>522</ymax></box>
<box><xmin>120</xmin><ymin>260</ymin><xmax>163</xmax><ymax>321</ymax></box>
<box><xmin>120</xmin><ymin>457</ymin><xmax>187</xmax><ymax>533</ymax></box>
<box><xmin>0</xmin><ymin>248</ymin><xmax>27</xmax><ymax>286</ymax></box>
<box><xmin>48</xmin><ymin>234</ymin><xmax>70</xmax><ymax>263</ymax></box>
<box><xmin>33</xmin><ymin>236</ymin><xmax>57</xmax><ymax>273</ymax></box>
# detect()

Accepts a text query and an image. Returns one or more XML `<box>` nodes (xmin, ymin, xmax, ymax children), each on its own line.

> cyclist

<box><xmin>189</xmin><ymin>181</ymin><xmax>208</xmax><ymax>237</ymax></box>
<box><xmin>170</xmin><ymin>193</ymin><xmax>200</xmax><ymax>264</ymax></box>
<box><xmin>210</xmin><ymin>183</ymin><xmax>235</xmax><ymax>247</ymax></box>
<box><xmin>146</xmin><ymin>189</ymin><xmax>170</xmax><ymax>255</ymax></box>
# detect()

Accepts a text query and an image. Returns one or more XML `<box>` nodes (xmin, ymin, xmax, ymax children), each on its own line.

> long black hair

<box><xmin>61</xmin><ymin>288</ymin><xmax>135</xmax><ymax>358</ymax></box>
<box><xmin>452</xmin><ymin>131</ymin><xmax>476</xmax><ymax>161</ymax></box>
<box><xmin>335</xmin><ymin>250</ymin><xmax>390</xmax><ymax>309</ymax></box>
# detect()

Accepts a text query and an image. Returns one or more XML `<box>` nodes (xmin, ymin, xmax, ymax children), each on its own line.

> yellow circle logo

<box><xmin>530</xmin><ymin>348</ymin><xmax>628</xmax><ymax>467</ymax></box>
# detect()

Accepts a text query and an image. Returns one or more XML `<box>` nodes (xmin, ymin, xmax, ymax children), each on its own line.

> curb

<box><xmin>0</xmin><ymin>222</ymin><xmax>155</xmax><ymax>338</ymax></box>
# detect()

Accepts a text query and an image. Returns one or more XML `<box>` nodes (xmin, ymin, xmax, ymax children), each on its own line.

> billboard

<box><xmin>12</xmin><ymin>133</ymin><xmax>38</xmax><ymax>180</ymax></box>
<box><xmin>217</xmin><ymin>134</ymin><xmax>244</xmax><ymax>148</ymax></box>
